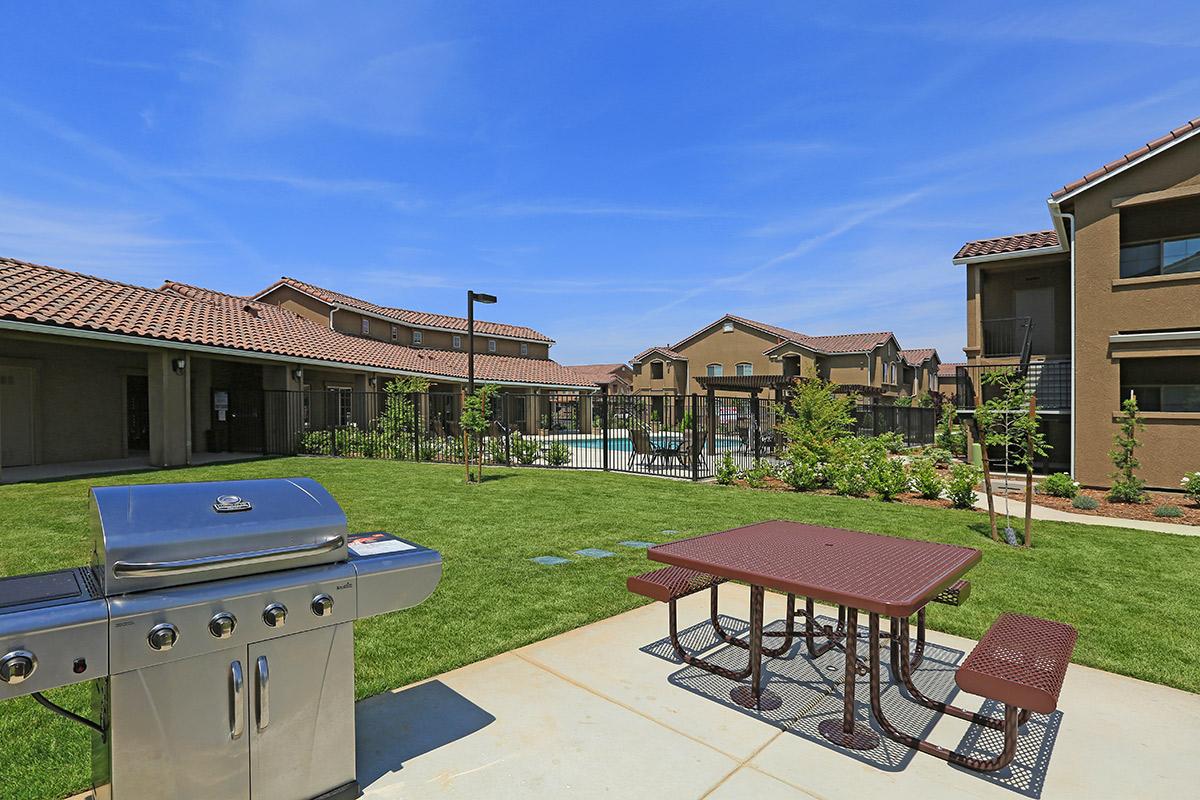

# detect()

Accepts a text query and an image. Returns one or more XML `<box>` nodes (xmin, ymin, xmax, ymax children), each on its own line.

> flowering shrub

<box><xmin>781</xmin><ymin>452</ymin><xmax>824</xmax><ymax>491</ymax></box>
<box><xmin>923</xmin><ymin>446</ymin><xmax>953</xmax><ymax>467</ymax></box>
<box><xmin>828</xmin><ymin>437</ymin><xmax>885</xmax><ymax>497</ymax></box>
<box><xmin>871</xmin><ymin>458</ymin><xmax>909</xmax><ymax>501</ymax></box>
<box><xmin>1040</xmin><ymin>472</ymin><xmax>1080</xmax><ymax>499</ymax></box>
<box><xmin>716</xmin><ymin>453</ymin><xmax>738</xmax><ymax>485</ymax></box>
<box><xmin>744</xmin><ymin>459</ymin><xmax>774</xmax><ymax>488</ymax></box>
<box><xmin>1182</xmin><ymin>472</ymin><xmax>1200</xmax><ymax>505</ymax></box>
<box><xmin>946</xmin><ymin>463</ymin><xmax>981</xmax><ymax>509</ymax></box>
<box><xmin>910</xmin><ymin>457</ymin><xmax>945</xmax><ymax>500</ymax></box>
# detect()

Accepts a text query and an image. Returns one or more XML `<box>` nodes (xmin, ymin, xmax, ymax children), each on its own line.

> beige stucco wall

<box><xmin>672</xmin><ymin>320</ymin><xmax>781</xmax><ymax>393</ymax></box>
<box><xmin>1067</xmin><ymin>135</ymin><xmax>1200</xmax><ymax>487</ymax></box>
<box><xmin>631</xmin><ymin>355</ymin><xmax>687</xmax><ymax>394</ymax></box>
<box><xmin>0</xmin><ymin>333</ymin><xmax>149</xmax><ymax>466</ymax></box>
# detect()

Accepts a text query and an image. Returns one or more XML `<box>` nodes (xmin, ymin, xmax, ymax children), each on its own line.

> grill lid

<box><xmin>90</xmin><ymin>478</ymin><xmax>349</xmax><ymax>595</ymax></box>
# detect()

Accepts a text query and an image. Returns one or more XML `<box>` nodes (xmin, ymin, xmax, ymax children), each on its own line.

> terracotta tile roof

<box><xmin>257</xmin><ymin>277</ymin><xmax>553</xmax><ymax>342</ymax></box>
<box><xmin>565</xmin><ymin>363</ymin><xmax>631</xmax><ymax>385</ymax></box>
<box><xmin>954</xmin><ymin>230</ymin><xmax>1061</xmax><ymax>261</ymax></box>
<box><xmin>631</xmin><ymin>345</ymin><xmax>686</xmax><ymax>363</ymax></box>
<box><xmin>899</xmin><ymin>348</ymin><xmax>939</xmax><ymax>367</ymax></box>
<box><xmin>673</xmin><ymin>314</ymin><xmax>895</xmax><ymax>356</ymax></box>
<box><xmin>0</xmin><ymin>258</ymin><xmax>591</xmax><ymax>388</ymax></box>
<box><xmin>938</xmin><ymin>361</ymin><xmax>965</xmax><ymax>379</ymax></box>
<box><xmin>1051</xmin><ymin>115</ymin><xmax>1200</xmax><ymax>199</ymax></box>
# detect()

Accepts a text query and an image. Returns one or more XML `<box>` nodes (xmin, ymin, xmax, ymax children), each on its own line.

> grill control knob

<box><xmin>262</xmin><ymin>603</ymin><xmax>287</xmax><ymax>628</ymax></box>
<box><xmin>0</xmin><ymin>650</ymin><xmax>37</xmax><ymax>684</ymax></box>
<box><xmin>209</xmin><ymin>612</ymin><xmax>237</xmax><ymax>639</ymax></box>
<box><xmin>311</xmin><ymin>594</ymin><xmax>334</xmax><ymax>617</ymax></box>
<box><xmin>147</xmin><ymin>623</ymin><xmax>179</xmax><ymax>652</ymax></box>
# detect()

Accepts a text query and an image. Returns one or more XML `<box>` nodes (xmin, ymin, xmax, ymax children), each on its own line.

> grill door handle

<box><xmin>230</xmin><ymin>660</ymin><xmax>244</xmax><ymax>740</ymax></box>
<box><xmin>255</xmin><ymin>656</ymin><xmax>269</xmax><ymax>731</ymax></box>
<box><xmin>112</xmin><ymin>535</ymin><xmax>345</xmax><ymax>578</ymax></box>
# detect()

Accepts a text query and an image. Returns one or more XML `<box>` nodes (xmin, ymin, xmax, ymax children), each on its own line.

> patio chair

<box><xmin>674</xmin><ymin>431</ymin><xmax>706</xmax><ymax>468</ymax></box>
<box><xmin>431</xmin><ymin>418</ymin><xmax>446</xmax><ymax>438</ymax></box>
<box><xmin>627</xmin><ymin>429</ymin><xmax>677</xmax><ymax>469</ymax></box>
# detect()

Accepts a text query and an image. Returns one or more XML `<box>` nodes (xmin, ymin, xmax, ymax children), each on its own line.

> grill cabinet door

<box><xmin>107</xmin><ymin>645</ymin><xmax>250</xmax><ymax>800</ymax></box>
<box><xmin>248</xmin><ymin>622</ymin><xmax>355</xmax><ymax>799</ymax></box>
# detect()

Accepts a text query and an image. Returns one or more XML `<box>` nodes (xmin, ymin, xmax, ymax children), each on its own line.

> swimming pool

<box><xmin>573</xmin><ymin>436</ymin><xmax>742</xmax><ymax>452</ymax></box>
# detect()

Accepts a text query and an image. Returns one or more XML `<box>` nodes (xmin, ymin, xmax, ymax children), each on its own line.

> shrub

<box><xmin>299</xmin><ymin>429</ymin><xmax>333</xmax><ymax>455</ymax></box>
<box><xmin>828</xmin><ymin>436</ymin><xmax>884</xmax><ymax>497</ymax></box>
<box><xmin>871</xmin><ymin>457</ymin><xmax>909</xmax><ymax>501</ymax></box>
<box><xmin>877</xmin><ymin>431</ymin><xmax>906</xmax><ymax>454</ymax></box>
<box><xmin>778</xmin><ymin>374</ymin><xmax>857</xmax><ymax>468</ymax></box>
<box><xmin>923</xmin><ymin>446</ymin><xmax>953</xmax><ymax>467</ymax></box>
<box><xmin>510</xmin><ymin>433</ymin><xmax>540</xmax><ymax>466</ymax></box>
<box><xmin>936</xmin><ymin>404</ymin><xmax>965</xmax><ymax>455</ymax></box>
<box><xmin>1072</xmin><ymin>495</ymin><xmax>1100</xmax><ymax>510</ymax></box>
<box><xmin>1181</xmin><ymin>472</ymin><xmax>1200</xmax><ymax>505</ymax></box>
<box><xmin>745</xmin><ymin>459</ymin><xmax>774</xmax><ymax>489</ymax></box>
<box><xmin>487</xmin><ymin>437</ymin><xmax>510</xmax><ymax>465</ymax></box>
<box><xmin>545</xmin><ymin>442</ymin><xmax>571</xmax><ymax>467</ymax></box>
<box><xmin>1154</xmin><ymin>505</ymin><xmax>1183</xmax><ymax>518</ymax></box>
<box><xmin>1040</xmin><ymin>472</ymin><xmax>1080</xmax><ymax>499</ymax></box>
<box><xmin>910</xmin><ymin>457</ymin><xmax>945</xmax><ymax>500</ymax></box>
<box><xmin>946</xmin><ymin>463</ymin><xmax>981</xmax><ymax>509</ymax></box>
<box><xmin>781</xmin><ymin>452</ymin><xmax>824</xmax><ymax>491</ymax></box>
<box><xmin>1108</xmin><ymin>396</ymin><xmax>1147</xmax><ymax>503</ymax></box>
<box><xmin>715</xmin><ymin>453</ymin><xmax>738</xmax><ymax>485</ymax></box>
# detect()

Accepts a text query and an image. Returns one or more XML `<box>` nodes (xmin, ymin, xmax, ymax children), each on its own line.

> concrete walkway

<box><xmin>972</xmin><ymin>494</ymin><xmax>1200</xmax><ymax>537</ymax></box>
<box><xmin>351</xmin><ymin>585</ymin><xmax>1195</xmax><ymax>799</ymax></box>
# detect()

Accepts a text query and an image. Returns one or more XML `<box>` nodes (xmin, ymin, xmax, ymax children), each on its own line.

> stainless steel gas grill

<box><xmin>0</xmin><ymin>477</ymin><xmax>441</xmax><ymax>800</ymax></box>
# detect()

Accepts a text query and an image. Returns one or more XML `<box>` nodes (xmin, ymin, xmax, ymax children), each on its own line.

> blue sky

<box><xmin>2</xmin><ymin>2</ymin><xmax>1199</xmax><ymax>365</ymax></box>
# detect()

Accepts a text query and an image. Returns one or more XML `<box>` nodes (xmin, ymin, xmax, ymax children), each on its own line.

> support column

<box><xmin>148</xmin><ymin>350</ymin><xmax>191</xmax><ymax>467</ymax></box>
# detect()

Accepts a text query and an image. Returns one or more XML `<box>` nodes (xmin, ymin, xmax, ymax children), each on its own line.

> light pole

<box><xmin>466</xmin><ymin>290</ymin><xmax>497</xmax><ymax>396</ymax></box>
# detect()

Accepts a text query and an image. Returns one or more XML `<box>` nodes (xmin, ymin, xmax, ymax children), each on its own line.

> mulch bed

<box><xmin>993</xmin><ymin>486</ymin><xmax>1200</xmax><ymax>526</ymax></box>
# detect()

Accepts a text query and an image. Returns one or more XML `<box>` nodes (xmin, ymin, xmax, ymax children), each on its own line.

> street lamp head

<box><xmin>470</xmin><ymin>291</ymin><xmax>498</xmax><ymax>304</ymax></box>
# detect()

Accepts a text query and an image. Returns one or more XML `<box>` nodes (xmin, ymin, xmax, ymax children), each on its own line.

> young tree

<box><xmin>777</xmin><ymin>374</ymin><xmax>857</xmax><ymax>469</ymax></box>
<box><xmin>978</xmin><ymin>369</ymin><xmax>1050</xmax><ymax>546</ymax></box>
<box><xmin>1108</xmin><ymin>394</ymin><xmax>1147</xmax><ymax>503</ymax></box>
<box><xmin>379</xmin><ymin>376</ymin><xmax>430</xmax><ymax>458</ymax></box>
<box><xmin>461</xmin><ymin>384</ymin><xmax>498</xmax><ymax>483</ymax></box>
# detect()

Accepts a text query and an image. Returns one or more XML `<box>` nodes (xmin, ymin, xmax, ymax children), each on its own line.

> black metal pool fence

<box><xmin>229</xmin><ymin>390</ymin><xmax>934</xmax><ymax>480</ymax></box>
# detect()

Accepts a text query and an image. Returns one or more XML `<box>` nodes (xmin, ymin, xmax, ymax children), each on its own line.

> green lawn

<box><xmin>3</xmin><ymin>457</ymin><xmax>1199</xmax><ymax>800</ymax></box>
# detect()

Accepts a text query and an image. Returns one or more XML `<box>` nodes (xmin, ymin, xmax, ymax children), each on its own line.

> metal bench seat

<box><xmin>931</xmin><ymin>578</ymin><xmax>971</xmax><ymax>606</ymax></box>
<box><xmin>957</xmin><ymin>612</ymin><xmax>1078</xmax><ymax>714</ymax></box>
<box><xmin>627</xmin><ymin>566</ymin><xmax>725</xmax><ymax>602</ymax></box>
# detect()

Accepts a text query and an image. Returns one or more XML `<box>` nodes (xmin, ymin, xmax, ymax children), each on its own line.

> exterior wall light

<box><xmin>171</xmin><ymin>358</ymin><xmax>186</xmax><ymax>375</ymax></box>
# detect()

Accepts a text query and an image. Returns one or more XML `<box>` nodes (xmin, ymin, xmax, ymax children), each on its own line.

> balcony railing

<box><xmin>956</xmin><ymin>359</ymin><xmax>1070</xmax><ymax>411</ymax></box>
<box><xmin>982</xmin><ymin>316</ymin><xmax>1032</xmax><ymax>358</ymax></box>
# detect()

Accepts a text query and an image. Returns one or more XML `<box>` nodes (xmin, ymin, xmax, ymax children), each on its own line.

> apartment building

<box><xmin>953</xmin><ymin>115</ymin><xmax>1200</xmax><ymax>487</ymax></box>
<box><xmin>0</xmin><ymin>259</ymin><xmax>591</xmax><ymax>475</ymax></box>
<box><xmin>564</xmin><ymin>363</ymin><xmax>633</xmax><ymax>395</ymax></box>
<box><xmin>631</xmin><ymin>314</ymin><xmax>939</xmax><ymax>401</ymax></box>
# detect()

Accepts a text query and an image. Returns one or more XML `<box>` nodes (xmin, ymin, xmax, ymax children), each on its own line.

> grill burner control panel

<box><xmin>0</xmin><ymin>568</ymin><xmax>109</xmax><ymax>700</ymax></box>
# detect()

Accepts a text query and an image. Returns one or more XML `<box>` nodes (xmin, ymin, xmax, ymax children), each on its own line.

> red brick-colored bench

<box><xmin>627</xmin><ymin>565</ymin><xmax>724</xmax><ymax>602</ymax></box>
<box><xmin>931</xmin><ymin>579</ymin><xmax>971</xmax><ymax>607</ymax></box>
<box><xmin>957</xmin><ymin>611</ymin><xmax>1077</xmax><ymax>715</ymax></box>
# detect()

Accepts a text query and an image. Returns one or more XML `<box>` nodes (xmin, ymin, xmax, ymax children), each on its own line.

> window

<box><xmin>706</xmin><ymin>363</ymin><xmax>723</xmax><ymax>377</ymax></box>
<box><xmin>453</xmin><ymin>334</ymin><xmax>462</xmax><ymax>349</ymax></box>
<box><xmin>1120</xmin><ymin>356</ymin><xmax>1200</xmax><ymax>411</ymax></box>
<box><xmin>412</xmin><ymin>330</ymin><xmax>423</xmax><ymax>345</ymax></box>
<box><xmin>1120</xmin><ymin>235</ymin><xmax>1200</xmax><ymax>278</ymax></box>
<box><xmin>722</xmin><ymin>322</ymin><xmax>734</xmax><ymax>333</ymax></box>
<box><xmin>736</xmin><ymin>362</ymin><xmax>753</xmax><ymax>376</ymax></box>
<box><xmin>488</xmin><ymin>339</ymin><xmax>497</xmax><ymax>353</ymax></box>
<box><xmin>329</xmin><ymin>385</ymin><xmax>354</xmax><ymax>425</ymax></box>
<box><xmin>360</xmin><ymin>318</ymin><xmax>370</xmax><ymax>335</ymax></box>
<box><xmin>390</xmin><ymin>325</ymin><xmax>399</xmax><ymax>341</ymax></box>
<box><xmin>520</xmin><ymin>343</ymin><xmax>528</xmax><ymax>356</ymax></box>
<box><xmin>650</xmin><ymin>361</ymin><xmax>664</xmax><ymax>379</ymax></box>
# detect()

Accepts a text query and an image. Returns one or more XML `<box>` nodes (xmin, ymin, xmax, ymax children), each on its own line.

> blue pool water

<box><xmin>574</xmin><ymin>436</ymin><xmax>741</xmax><ymax>452</ymax></box>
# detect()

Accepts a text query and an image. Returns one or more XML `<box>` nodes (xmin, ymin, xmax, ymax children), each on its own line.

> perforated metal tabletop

<box><xmin>648</xmin><ymin>520</ymin><xmax>981</xmax><ymax>616</ymax></box>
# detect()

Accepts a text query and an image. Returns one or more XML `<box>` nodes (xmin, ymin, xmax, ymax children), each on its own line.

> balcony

<box><xmin>956</xmin><ymin>359</ymin><xmax>1070</xmax><ymax>412</ymax></box>
<box><xmin>981</xmin><ymin>316</ymin><xmax>1032</xmax><ymax>358</ymax></box>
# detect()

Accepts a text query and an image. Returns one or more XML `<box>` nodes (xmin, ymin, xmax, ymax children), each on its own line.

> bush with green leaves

<box><xmin>1108</xmin><ymin>396</ymin><xmax>1147</xmax><ymax>503</ymax></box>
<box><xmin>1154</xmin><ymin>505</ymin><xmax>1183</xmax><ymax>518</ymax></box>
<box><xmin>910</xmin><ymin>457</ymin><xmax>945</xmax><ymax>500</ymax></box>
<box><xmin>1181</xmin><ymin>472</ymin><xmax>1200</xmax><ymax>505</ymax></box>
<box><xmin>744</xmin><ymin>459</ymin><xmax>774</xmax><ymax>489</ymax></box>
<box><xmin>781</xmin><ymin>452</ymin><xmax>824</xmax><ymax>491</ymax></box>
<box><xmin>877</xmin><ymin>431</ymin><xmax>906</xmax><ymax>454</ymax></box>
<box><xmin>1040</xmin><ymin>472</ymin><xmax>1080</xmax><ymax>499</ymax></box>
<box><xmin>778</xmin><ymin>375</ymin><xmax>857</xmax><ymax>468</ymax></box>
<box><xmin>922</xmin><ymin>446</ymin><xmax>953</xmax><ymax>467</ymax></box>
<box><xmin>300</xmin><ymin>429</ymin><xmax>334</xmax><ymax>455</ymax></box>
<box><xmin>936</xmin><ymin>403</ymin><xmax>965</xmax><ymax>455</ymax></box>
<box><xmin>510</xmin><ymin>433</ymin><xmax>540</xmax><ymax>466</ymax></box>
<box><xmin>715</xmin><ymin>452</ymin><xmax>738</xmax><ymax>485</ymax></box>
<box><xmin>828</xmin><ymin>436</ymin><xmax>885</xmax><ymax>497</ymax></box>
<box><xmin>545</xmin><ymin>441</ymin><xmax>571</xmax><ymax>467</ymax></box>
<box><xmin>946</xmin><ymin>462</ymin><xmax>981</xmax><ymax>509</ymax></box>
<box><xmin>871</xmin><ymin>457</ymin><xmax>909</xmax><ymax>501</ymax></box>
<box><xmin>1072</xmin><ymin>495</ymin><xmax>1100</xmax><ymax>510</ymax></box>
<box><xmin>487</xmin><ymin>437</ymin><xmax>510</xmax><ymax>465</ymax></box>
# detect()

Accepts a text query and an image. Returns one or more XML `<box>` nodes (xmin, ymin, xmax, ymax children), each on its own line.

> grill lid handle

<box><xmin>111</xmin><ymin>535</ymin><xmax>345</xmax><ymax>578</ymax></box>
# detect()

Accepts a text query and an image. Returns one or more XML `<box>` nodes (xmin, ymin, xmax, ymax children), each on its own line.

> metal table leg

<box><xmin>818</xmin><ymin>606</ymin><xmax>880</xmax><ymax>749</ymax></box>
<box><xmin>729</xmin><ymin>585</ymin><xmax>781</xmax><ymax>710</ymax></box>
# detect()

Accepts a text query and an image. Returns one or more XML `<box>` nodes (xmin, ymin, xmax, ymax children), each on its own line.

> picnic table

<box><xmin>647</xmin><ymin>521</ymin><xmax>981</xmax><ymax>750</ymax></box>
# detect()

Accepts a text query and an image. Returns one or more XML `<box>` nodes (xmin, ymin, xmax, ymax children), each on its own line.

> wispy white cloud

<box><xmin>162</xmin><ymin>169</ymin><xmax>425</xmax><ymax>210</ymax></box>
<box><xmin>469</xmin><ymin>200</ymin><xmax>735</xmax><ymax>220</ymax></box>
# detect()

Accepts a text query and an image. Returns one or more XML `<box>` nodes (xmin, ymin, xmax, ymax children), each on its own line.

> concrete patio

<box><xmin>351</xmin><ymin>583</ymin><xmax>1197</xmax><ymax>799</ymax></box>
<box><xmin>63</xmin><ymin>583</ymin><xmax>1198</xmax><ymax>800</ymax></box>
